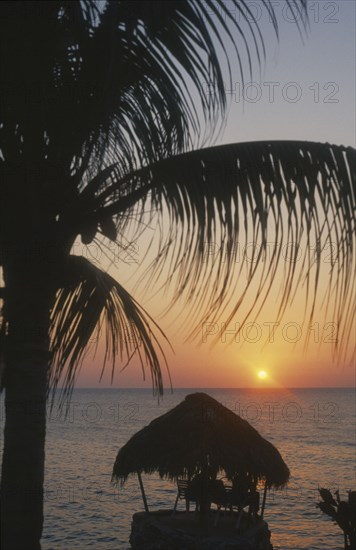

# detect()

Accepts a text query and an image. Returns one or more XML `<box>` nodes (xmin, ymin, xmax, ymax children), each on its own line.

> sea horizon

<box><xmin>57</xmin><ymin>385</ymin><xmax>355</xmax><ymax>390</ymax></box>
<box><xmin>2</xmin><ymin>387</ymin><xmax>353</xmax><ymax>549</ymax></box>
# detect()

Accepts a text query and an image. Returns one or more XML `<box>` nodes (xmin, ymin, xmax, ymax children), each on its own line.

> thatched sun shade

<box><xmin>112</xmin><ymin>392</ymin><xmax>289</xmax><ymax>488</ymax></box>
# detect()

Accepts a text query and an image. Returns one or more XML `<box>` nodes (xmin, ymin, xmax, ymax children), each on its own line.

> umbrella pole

<box><xmin>261</xmin><ymin>482</ymin><xmax>268</xmax><ymax>519</ymax></box>
<box><xmin>137</xmin><ymin>472</ymin><xmax>149</xmax><ymax>513</ymax></box>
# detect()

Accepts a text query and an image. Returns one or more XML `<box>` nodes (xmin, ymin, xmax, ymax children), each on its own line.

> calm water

<box><xmin>1</xmin><ymin>387</ymin><xmax>355</xmax><ymax>549</ymax></box>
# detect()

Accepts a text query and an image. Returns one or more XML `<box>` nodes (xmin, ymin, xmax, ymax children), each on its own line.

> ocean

<box><xmin>1</xmin><ymin>387</ymin><xmax>355</xmax><ymax>549</ymax></box>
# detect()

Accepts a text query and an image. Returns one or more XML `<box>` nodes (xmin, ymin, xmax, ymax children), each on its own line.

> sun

<box><xmin>257</xmin><ymin>370</ymin><xmax>268</xmax><ymax>380</ymax></box>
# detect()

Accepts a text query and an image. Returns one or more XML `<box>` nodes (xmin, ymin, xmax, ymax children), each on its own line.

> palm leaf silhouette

<box><xmin>62</xmin><ymin>140</ymin><xmax>355</xmax><ymax>376</ymax></box>
<box><xmin>50</xmin><ymin>256</ymin><xmax>169</xmax><ymax>403</ymax></box>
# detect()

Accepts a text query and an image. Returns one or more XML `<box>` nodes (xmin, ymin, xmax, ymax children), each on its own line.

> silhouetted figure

<box><xmin>229</xmin><ymin>474</ymin><xmax>260</xmax><ymax>530</ymax></box>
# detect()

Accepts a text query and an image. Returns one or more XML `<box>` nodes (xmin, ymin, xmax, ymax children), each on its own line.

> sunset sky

<box><xmin>75</xmin><ymin>1</ymin><xmax>355</xmax><ymax>389</ymax></box>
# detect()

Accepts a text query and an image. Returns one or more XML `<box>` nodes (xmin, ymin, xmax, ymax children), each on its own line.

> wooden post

<box><xmin>261</xmin><ymin>482</ymin><xmax>268</xmax><ymax>519</ymax></box>
<box><xmin>137</xmin><ymin>472</ymin><xmax>149</xmax><ymax>513</ymax></box>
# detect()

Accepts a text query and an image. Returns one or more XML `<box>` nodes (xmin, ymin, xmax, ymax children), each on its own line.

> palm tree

<box><xmin>0</xmin><ymin>1</ymin><xmax>355</xmax><ymax>549</ymax></box>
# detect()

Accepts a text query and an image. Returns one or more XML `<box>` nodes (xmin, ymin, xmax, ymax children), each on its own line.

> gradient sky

<box><xmin>75</xmin><ymin>0</ymin><xmax>355</xmax><ymax>389</ymax></box>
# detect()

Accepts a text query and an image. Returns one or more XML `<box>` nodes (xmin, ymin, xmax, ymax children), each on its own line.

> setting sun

<box><xmin>258</xmin><ymin>370</ymin><xmax>268</xmax><ymax>380</ymax></box>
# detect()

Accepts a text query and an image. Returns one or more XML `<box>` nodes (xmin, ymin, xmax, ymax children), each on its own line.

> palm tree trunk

<box><xmin>1</xmin><ymin>260</ymin><xmax>53</xmax><ymax>550</ymax></box>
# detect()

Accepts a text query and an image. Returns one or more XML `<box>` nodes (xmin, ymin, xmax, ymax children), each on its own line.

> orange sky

<box><xmin>73</xmin><ymin>5</ymin><xmax>355</xmax><ymax>390</ymax></box>
<box><xmin>73</xmin><ymin>224</ymin><xmax>355</xmax><ymax>389</ymax></box>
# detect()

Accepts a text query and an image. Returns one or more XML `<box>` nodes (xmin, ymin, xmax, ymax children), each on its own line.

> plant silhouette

<box><xmin>317</xmin><ymin>488</ymin><xmax>356</xmax><ymax>549</ymax></box>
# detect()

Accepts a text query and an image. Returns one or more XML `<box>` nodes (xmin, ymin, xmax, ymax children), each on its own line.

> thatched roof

<box><xmin>112</xmin><ymin>393</ymin><xmax>290</xmax><ymax>488</ymax></box>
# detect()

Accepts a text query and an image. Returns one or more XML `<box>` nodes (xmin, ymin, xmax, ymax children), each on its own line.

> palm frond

<box><xmin>0</xmin><ymin>1</ymin><xmax>308</xmax><ymax>214</ymax></box>
<box><xmin>80</xmin><ymin>0</ymin><xmax>308</xmax><ymax>171</ymax></box>
<box><xmin>49</xmin><ymin>256</ymin><xmax>169</xmax><ymax>404</ymax></box>
<box><xmin>72</xmin><ymin>141</ymin><xmax>355</xmax><ymax>363</ymax></box>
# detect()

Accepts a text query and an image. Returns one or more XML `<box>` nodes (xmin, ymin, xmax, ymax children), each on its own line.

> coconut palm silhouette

<box><xmin>0</xmin><ymin>1</ymin><xmax>355</xmax><ymax>549</ymax></box>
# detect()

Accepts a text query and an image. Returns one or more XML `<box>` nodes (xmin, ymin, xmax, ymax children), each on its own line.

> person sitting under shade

<box><xmin>229</xmin><ymin>473</ymin><xmax>260</xmax><ymax>529</ymax></box>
